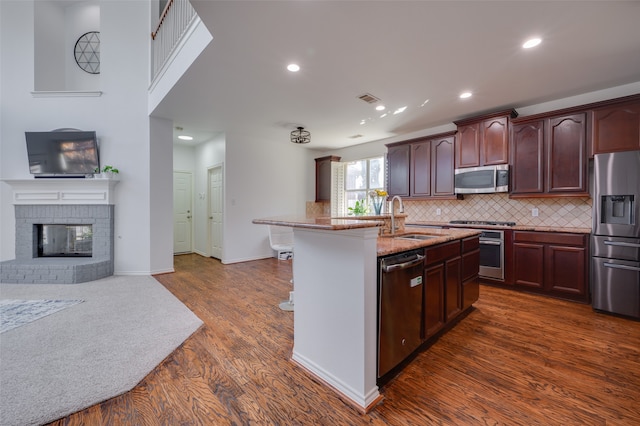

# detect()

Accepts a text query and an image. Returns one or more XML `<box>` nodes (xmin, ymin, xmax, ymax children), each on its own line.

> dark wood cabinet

<box><xmin>511</xmin><ymin>120</ymin><xmax>544</xmax><ymax>194</ymax></box>
<box><xmin>510</xmin><ymin>112</ymin><xmax>588</xmax><ymax>197</ymax></box>
<box><xmin>512</xmin><ymin>231</ymin><xmax>589</xmax><ymax>302</ymax></box>
<box><xmin>455</xmin><ymin>122</ymin><xmax>481</xmax><ymax>168</ymax></box>
<box><xmin>386</xmin><ymin>144</ymin><xmax>410</xmax><ymax>197</ymax></box>
<box><xmin>444</xmin><ymin>256</ymin><xmax>462</xmax><ymax>322</ymax></box>
<box><xmin>461</xmin><ymin>236</ymin><xmax>480</xmax><ymax>310</ymax></box>
<box><xmin>547</xmin><ymin>113</ymin><xmax>587</xmax><ymax>194</ymax></box>
<box><xmin>592</xmin><ymin>95</ymin><xmax>640</xmax><ymax>154</ymax></box>
<box><xmin>387</xmin><ymin>131</ymin><xmax>456</xmax><ymax>199</ymax></box>
<box><xmin>423</xmin><ymin>238</ymin><xmax>476</xmax><ymax>339</ymax></box>
<box><xmin>410</xmin><ymin>141</ymin><xmax>431</xmax><ymax>197</ymax></box>
<box><xmin>423</xmin><ymin>262</ymin><xmax>445</xmax><ymax>338</ymax></box>
<box><xmin>431</xmin><ymin>136</ymin><xmax>455</xmax><ymax>196</ymax></box>
<box><xmin>314</xmin><ymin>155</ymin><xmax>341</xmax><ymax>202</ymax></box>
<box><xmin>454</xmin><ymin>109</ymin><xmax>517</xmax><ymax>168</ymax></box>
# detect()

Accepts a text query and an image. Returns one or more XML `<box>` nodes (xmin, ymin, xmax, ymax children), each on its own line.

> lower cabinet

<box><xmin>423</xmin><ymin>236</ymin><xmax>479</xmax><ymax>340</ymax></box>
<box><xmin>513</xmin><ymin>231</ymin><xmax>589</xmax><ymax>302</ymax></box>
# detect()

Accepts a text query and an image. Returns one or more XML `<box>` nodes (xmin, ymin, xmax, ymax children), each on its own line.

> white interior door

<box><xmin>173</xmin><ymin>171</ymin><xmax>193</xmax><ymax>254</ymax></box>
<box><xmin>209</xmin><ymin>165</ymin><xmax>223</xmax><ymax>259</ymax></box>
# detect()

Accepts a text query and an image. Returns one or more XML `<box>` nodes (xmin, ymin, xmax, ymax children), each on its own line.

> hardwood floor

<box><xmin>49</xmin><ymin>253</ymin><xmax>640</xmax><ymax>425</ymax></box>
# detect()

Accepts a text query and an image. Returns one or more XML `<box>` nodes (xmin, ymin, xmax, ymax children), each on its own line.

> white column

<box><xmin>291</xmin><ymin>226</ymin><xmax>380</xmax><ymax>410</ymax></box>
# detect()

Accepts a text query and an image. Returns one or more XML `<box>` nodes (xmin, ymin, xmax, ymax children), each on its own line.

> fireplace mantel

<box><xmin>2</xmin><ymin>178</ymin><xmax>119</xmax><ymax>205</ymax></box>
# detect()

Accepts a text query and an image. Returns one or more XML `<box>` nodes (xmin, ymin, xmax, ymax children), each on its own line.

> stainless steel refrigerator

<box><xmin>592</xmin><ymin>150</ymin><xmax>640</xmax><ymax>319</ymax></box>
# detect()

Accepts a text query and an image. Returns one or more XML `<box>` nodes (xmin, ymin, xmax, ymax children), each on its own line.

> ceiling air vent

<box><xmin>358</xmin><ymin>93</ymin><xmax>381</xmax><ymax>104</ymax></box>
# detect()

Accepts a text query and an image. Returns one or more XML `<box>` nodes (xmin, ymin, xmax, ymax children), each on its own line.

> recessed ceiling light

<box><xmin>375</xmin><ymin>105</ymin><xmax>386</xmax><ymax>111</ymax></box>
<box><xmin>380</xmin><ymin>113</ymin><xmax>388</xmax><ymax>118</ymax></box>
<box><xmin>360</xmin><ymin>119</ymin><xmax>367</xmax><ymax>125</ymax></box>
<box><xmin>459</xmin><ymin>91</ymin><xmax>472</xmax><ymax>99</ymax></box>
<box><xmin>178</xmin><ymin>135</ymin><xmax>193</xmax><ymax>141</ymax></box>
<box><xmin>287</xmin><ymin>63</ymin><xmax>300</xmax><ymax>72</ymax></box>
<box><xmin>523</xmin><ymin>37</ymin><xmax>542</xmax><ymax>49</ymax></box>
<box><xmin>420</xmin><ymin>99</ymin><xmax>430</xmax><ymax>107</ymax></box>
<box><xmin>393</xmin><ymin>106</ymin><xmax>407</xmax><ymax>115</ymax></box>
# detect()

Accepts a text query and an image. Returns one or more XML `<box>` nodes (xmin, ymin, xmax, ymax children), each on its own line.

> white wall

<box><xmin>0</xmin><ymin>0</ymin><xmax>167</xmax><ymax>276</ymax></box>
<box><xmin>33</xmin><ymin>1</ymin><xmax>65</xmax><ymax>90</ymax></box>
<box><xmin>224</xmin><ymin>130</ymin><xmax>309</xmax><ymax>263</ymax></box>
<box><xmin>173</xmin><ymin>143</ymin><xmax>195</xmax><ymax>172</ymax></box>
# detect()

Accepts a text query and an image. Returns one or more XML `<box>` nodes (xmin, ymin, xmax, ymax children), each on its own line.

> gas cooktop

<box><xmin>449</xmin><ymin>220</ymin><xmax>516</xmax><ymax>227</ymax></box>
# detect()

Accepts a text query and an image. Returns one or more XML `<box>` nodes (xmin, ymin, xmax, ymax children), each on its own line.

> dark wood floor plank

<box><xmin>47</xmin><ymin>254</ymin><xmax>640</xmax><ymax>425</ymax></box>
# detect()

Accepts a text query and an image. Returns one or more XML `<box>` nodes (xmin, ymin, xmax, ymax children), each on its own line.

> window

<box><xmin>343</xmin><ymin>156</ymin><xmax>385</xmax><ymax>214</ymax></box>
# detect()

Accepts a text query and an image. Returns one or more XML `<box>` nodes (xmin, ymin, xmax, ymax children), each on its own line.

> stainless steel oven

<box><xmin>448</xmin><ymin>221</ymin><xmax>512</xmax><ymax>281</ymax></box>
<box><xmin>478</xmin><ymin>230</ymin><xmax>504</xmax><ymax>280</ymax></box>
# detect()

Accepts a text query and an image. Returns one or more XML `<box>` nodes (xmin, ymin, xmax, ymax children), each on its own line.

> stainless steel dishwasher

<box><xmin>378</xmin><ymin>249</ymin><xmax>424</xmax><ymax>377</ymax></box>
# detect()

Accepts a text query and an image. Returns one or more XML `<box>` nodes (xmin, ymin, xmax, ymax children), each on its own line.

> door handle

<box><xmin>480</xmin><ymin>240</ymin><xmax>502</xmax><ymax>246</ymax></box>
<box><xmin>604</xmin><ymin>241</ymin><xmax>640</xmax><ymax>248</ymax></box>
<box><xmin>382</xmin><ymin>254</ymin><xmax>425</xmax><ymax>272</ymax></box>
<box><xmin>604</xmin><ymin>262</ymin><xmax>640</xmax><ymax>272</ymax></box>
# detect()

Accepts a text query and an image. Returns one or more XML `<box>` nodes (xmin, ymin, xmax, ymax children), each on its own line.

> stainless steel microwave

<box><xmin>454</xmin><ymin>164</ymin><xmax>509</xmax><ymax>194</ymax></box>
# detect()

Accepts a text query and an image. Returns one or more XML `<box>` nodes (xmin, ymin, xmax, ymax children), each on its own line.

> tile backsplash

<box><xmin>404</xmin><ymin>193</ymin><xmax>592</xmax><ymax>228</ymax></box>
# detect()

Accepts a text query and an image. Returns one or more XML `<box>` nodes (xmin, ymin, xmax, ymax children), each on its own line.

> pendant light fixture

<box><xmin>290</xmin><ymin>126</ymin><xmax>311</xmax><ymax>144</ymax></box>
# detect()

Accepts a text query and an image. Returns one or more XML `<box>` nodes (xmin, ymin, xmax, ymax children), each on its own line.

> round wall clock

<box><xmin>74</xmin><ymin>31</ymin><xmax>100</xmax><ymax>74</ymax></box>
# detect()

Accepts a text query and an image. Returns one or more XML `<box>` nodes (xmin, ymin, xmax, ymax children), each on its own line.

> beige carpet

<box><xmin>0</xmin><ymin>275</ymin><xmax>203</xmax><ymax>426</ymax></box>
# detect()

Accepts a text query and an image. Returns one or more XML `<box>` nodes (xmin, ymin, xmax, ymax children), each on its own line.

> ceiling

<box><xmin>153</xmin><ymin>1</ymin><xmax>640</xmax><ymax>151</ymax></box>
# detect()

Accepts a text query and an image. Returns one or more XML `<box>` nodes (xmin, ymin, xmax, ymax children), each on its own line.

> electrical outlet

<box><xmin>532</xmin><ymin>208</ymin><xmax>539</xmax><ymax>217</ymax></box>
<box><xmin>436</xmin><ymin>208</ymin><xmax>442</xmax><ymax>216</ymax></box>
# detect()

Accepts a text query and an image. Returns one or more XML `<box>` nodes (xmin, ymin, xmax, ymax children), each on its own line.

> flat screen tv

<box><xmin>25</xmin><ymin>130</ymin><xmax>99</xmax><ymax>177</ymax></box>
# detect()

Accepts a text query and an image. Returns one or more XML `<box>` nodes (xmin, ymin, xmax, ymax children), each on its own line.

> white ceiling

<box><xmin>153</xmin><ymin>1</ymin><xmax>640</xmax><ymax>150</ymax></box>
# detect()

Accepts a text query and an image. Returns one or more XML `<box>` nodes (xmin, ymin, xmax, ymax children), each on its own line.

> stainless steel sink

<box><xmin>394</xmin><ymin>234</ymin><xmax>439</xmax><ymax>240</ymax></box>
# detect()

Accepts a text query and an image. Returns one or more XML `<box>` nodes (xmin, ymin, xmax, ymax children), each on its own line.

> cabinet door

<box><xmin>445</xmin><ymin>256</ymin><xmax>462</xmax><ymax>322</ymax></box>
<box><xmin>455</xmin><ymin>123</ymin><xmax>481</xmax><ymax>168</ymax></box>
<box><xmin>431</xmin><ymin>136</ymin><xmax>455</xmax><ymax>196</ymax></box>
<box><xmin>386</xmin><ymin>144</ymin><xmax>410</xmax><ymax>197</ymax></box>
<box><xmin>546</xmin><ymin>113</ymin><xmax>587</xmax><ymax>194</ymax></box>
<box><xmin>482</xmin><ymin>116</ymin><xmax>510</xmax><ymax>165</ymax></box>
<box><xmin>510</xmin><ymin>120</ymin><xmax>544</xmax><ymax>194</ymax></box>
<box><xmin>461</xmin><ymin>248</ymin><xmax>480</xmax><ymax>310</ymax></box>
<box><xmin>315</xmin><ymin>158</ymin><xmax>332</xmax><ymax>202</ymax></box>
<box><xmin>545</xmin><ymin>245</ymin><xmax>587</xmax><ymax>297</ymax></box>
<box><xmin>424</xmin><ymin>262</ymin><xmax>445</xmax><ymax>339</ymax></box>
<box><xmin>411</xmin><ymin>141</ymin><xmax>431</xmax><ymax>197</ymax></box>
<box><xmin>592</xmin><ymin>100</ymin><xmax>640</xmax><ymax>154</ymax></box>
<box><xmin>513</xmin><ymin>242</ymin><xmax>544</xmax><ymax>289</ymax></box>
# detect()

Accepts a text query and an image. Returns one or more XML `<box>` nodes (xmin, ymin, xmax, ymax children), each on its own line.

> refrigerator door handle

<box><xmin>604</xmin><ymin>262</ymin><xmax>640</xmax><ymax>272</ymax></box>
<box><xmin>604</xmin><ymin>241</ymin><xmax>640</xmax><ymax>249</ymax></box>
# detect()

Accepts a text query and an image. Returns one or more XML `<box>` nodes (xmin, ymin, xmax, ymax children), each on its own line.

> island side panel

<box><xmin>291</xmin><ymin>226</ymin><xmax>380</xmax><ymax>409</ymax></box>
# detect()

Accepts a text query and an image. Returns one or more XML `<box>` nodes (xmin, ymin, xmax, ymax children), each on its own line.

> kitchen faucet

<box><xmin>389</xmin><ymin>195</ymin><xmax>404</xmax><ymax>235</ymax></box>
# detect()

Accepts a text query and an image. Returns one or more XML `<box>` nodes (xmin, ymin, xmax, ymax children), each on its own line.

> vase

<box><xmin>372</xmin><ymin>199</ymin><xmax>383</xmax><ymax>215</ymax></box>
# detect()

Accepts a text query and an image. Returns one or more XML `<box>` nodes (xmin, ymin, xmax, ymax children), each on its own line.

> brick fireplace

<box><xmin>0</xmin><ymin>179</ymin><xmax>117</xmax><ymax>284</ymax></box>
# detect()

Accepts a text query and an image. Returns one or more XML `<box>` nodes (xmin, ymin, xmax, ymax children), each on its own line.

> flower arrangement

<box><xmin>369</xmin><ymin>189</ymin><xmax>388</xmax><ymax>215</ymax></box>
<box><xmin>348</xmin><ymin>200</ymin><xmax>369</xmax><ymax>215</ymax></box>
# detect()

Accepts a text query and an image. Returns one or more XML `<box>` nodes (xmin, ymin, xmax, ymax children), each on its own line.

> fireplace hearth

<box><xmin>1</xmin><ymin>178</ymin><xmax>118</xmax><ymax>284</ymax></box>
<box><xmin>1</xmin><ymin>204</ymin><xmax>114</xmax><ymax>284</ymax></box>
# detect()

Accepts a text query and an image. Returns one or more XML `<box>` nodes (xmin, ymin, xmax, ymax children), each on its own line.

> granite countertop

<box><xmin>252</xmin><ymin>215</ymin><xmax>382</xmax><ymax>230</ymax></box>
<box><xmin>377</xmin><ymin>227</ymin><xmax>481</xmax><ymax>256</ymax></box>
<box><xmin>407</xmin><ymin>221</ymin><xmax>592</xmax><ymax>235</ymax></box>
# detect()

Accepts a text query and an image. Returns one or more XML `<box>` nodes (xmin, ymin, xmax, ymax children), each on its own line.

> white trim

<box><xmin>31</xmin><ymin>91</ymin><xmax>103</xmax><ymax>97</ymax></box>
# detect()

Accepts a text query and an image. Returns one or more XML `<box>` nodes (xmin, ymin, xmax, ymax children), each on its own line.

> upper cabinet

<box><xmin>315</xmin><ymin>155</ymin><xmax>341</xmax><ymax>202</ymax></box>
<box><xmin>454</xmin><ymin>109</ymin><xmax>518</xmax><ymax>168</ymax></box>
<box><xmin>386</xmin><ymin>131</ymin><xmax>456</xmax><ymax>199</ymax></box>
<box><xmin>592</xmin><ymin>95</ymin><xmax>640</xmax><ymax>155</ymax></box>
<box><xmin>510</xmin><ymin>112</ymin><xmax>588</xmax><ymax>197</ymax></box>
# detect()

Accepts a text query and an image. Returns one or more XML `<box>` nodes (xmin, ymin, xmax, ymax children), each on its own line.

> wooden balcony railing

<box><xmin>151</xmin><ymin>0</ymin><xmax>197</xmax><ymax>79</ymax></box>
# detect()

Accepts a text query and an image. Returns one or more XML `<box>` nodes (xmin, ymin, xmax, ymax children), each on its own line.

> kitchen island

<box><xmin>252</xmin><ymin>215</ymin><xmax>479</xmax><ymax>411</ymax></box>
